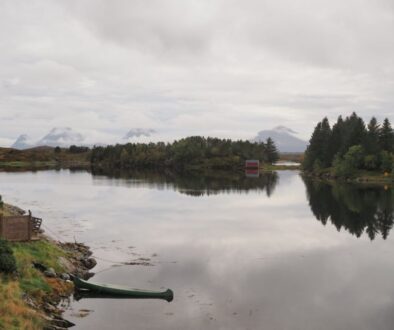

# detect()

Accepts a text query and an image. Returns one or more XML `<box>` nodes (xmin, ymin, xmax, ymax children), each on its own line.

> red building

<box><xmin>245</xmin><ymin>160</ymin><xmax>260</xmax><ymax>169</ymax></box>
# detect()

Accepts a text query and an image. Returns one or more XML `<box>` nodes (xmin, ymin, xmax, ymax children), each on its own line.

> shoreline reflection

<box><xmin>303</xmin><ymin>177</ymin><xmax>394</xmax><ymax>240</ymax></box>
<box><xmin>91</xmin><ymin>168</ymin><xmax>279</xmax><ymax>197</ymax></box>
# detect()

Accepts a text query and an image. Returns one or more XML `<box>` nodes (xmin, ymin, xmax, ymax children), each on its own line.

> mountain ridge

<box><xmin>253</xmin><ymin>126</ymin><xmax>307</xmax><ymax>152</ymax></box>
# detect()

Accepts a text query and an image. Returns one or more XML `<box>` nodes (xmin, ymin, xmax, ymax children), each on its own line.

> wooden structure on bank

<box><xmin>0</xmin><ymin>211</ymin><xmax>42</xmax><ymax>242</ymax></box>
<box><xmin>245</xmin><ymin>160</ymin><xmax>260</xmax><ymax>169</ymax></box>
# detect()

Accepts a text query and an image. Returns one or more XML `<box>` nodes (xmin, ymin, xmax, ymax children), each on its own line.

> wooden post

<box><xmin>28</xmin><ymin>210</ymin><xmax>32</xmax><ymax>241</ymax></box>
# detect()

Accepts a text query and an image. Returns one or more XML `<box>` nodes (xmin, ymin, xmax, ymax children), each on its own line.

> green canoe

<box><xmin>72</xmin><ymin>276</ymin><xmax>174</xmax><ymax>302</ymax></box>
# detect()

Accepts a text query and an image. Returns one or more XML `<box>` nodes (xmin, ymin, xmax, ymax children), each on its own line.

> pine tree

<box><xmin>303</xmin><ymin>118</ymin><xmax>332</xmax><ymax>170</ymax></box>
<box><xmin>320</xmin><ymin>117</ymin><xmax>332</xmax><ymax>167</ymax></box>
<box><xmin>364</xmin><ymin>117</ymin><xmax>380</xmax><ymax>154</ymax></box>
<box><xmin>303</xmin><ymin>121</ymin><xmax>323</xmax><ymax>171</ymax></box>
<box><xmin>328</xmin><ymin>116</ymin><xmax>344</xmax><ymax>163</ymax></box>
<box><xmin>379</xmin><ymin>118</ymin><xmax>394</xmax><ymax>152</ymax></box>
<box><xmin>361</xmin><ymin>117</ymin><xmax>381</xmax><ymax>170</ymax></box>
<box><xmin>265</xmin><ymin>138</ymin><xmax>279</xmax><ymax>164</ymax></box>
<box><xmin>341</xmin><ymin>112</ymin><xmax>366</xmax><ymax>154</ymax></box>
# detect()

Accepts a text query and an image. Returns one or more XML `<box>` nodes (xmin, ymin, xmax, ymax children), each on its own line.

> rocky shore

<box><xmin>22</xmin><ymin>237</ymin><xmax>97</xmax><ymax>330</ymax></box>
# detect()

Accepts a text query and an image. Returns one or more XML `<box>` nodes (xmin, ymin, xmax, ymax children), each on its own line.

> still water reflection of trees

<box><xmin>303</xmin><ymin>177</ymin><xmax>394</xmax><ymax>240</ymax></box>
<box><xmin>90</xmin><ymin>168</ymin><xmax>394</xmax><ymax>240</ymax></box>
<box><xmin>91</xmin><ymin>168</ymin><xmax>279</xmax><ymax>197</ymax></box>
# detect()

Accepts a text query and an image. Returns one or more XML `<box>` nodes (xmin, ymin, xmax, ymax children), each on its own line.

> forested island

<box><xmin>303</xmin><ymin>113</ymin><xmax>394</xmax><ymax>181</ymax></box>
<box><xmin>0</xmin><ymin>137</ymin><xmax>281</xmax><ymax>171</ymax></box>
<box><xmin>90</xmin><ymin>136</ymin><xmax>279</xmax><ymax>170</ymax></box>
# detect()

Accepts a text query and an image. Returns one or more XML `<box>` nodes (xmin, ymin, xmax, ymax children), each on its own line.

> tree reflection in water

<box><xmin>303</xmin><ymin>177</ymin><xmax>394</xmax><ymax>240</ymax></box>
<box><xmin>91</xmin><ymin>168</ymin><xmax>279</xmax><ymax>197</ymax></box>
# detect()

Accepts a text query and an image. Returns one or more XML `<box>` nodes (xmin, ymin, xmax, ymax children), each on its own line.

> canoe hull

<box><xmin>73</xmin><ymin>276</ymin><xmax>174</xmax><ymax>302</ymax></box>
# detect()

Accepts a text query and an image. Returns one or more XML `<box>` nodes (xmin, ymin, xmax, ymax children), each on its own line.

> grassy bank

<box><xmin>0</xmin><ymin>277</ymin><xmax>44</xmax><ymax>330</ymax></box>
<box><xmin>0</xmin><ymin>161</ymin><xmax>58</xmax><ymax>168</ymax></box>
<box><xmin>0</xmin><ymin>160</ymin><xmax>90</xmax><ymax>170</ymax></box>
<box><xmin>262</xmin><ymin>164</ymin><xmax>301</xmax><ymax>171</ymax></box>
<box><xmin>0</xmin><ymin>205</ymin><xmax>74</xmax><ymax>330</ymax></box>
<box><xmin>0</xmin><ymin>241</ymin><xmax>72</xmax><ymax>330</ymax></box>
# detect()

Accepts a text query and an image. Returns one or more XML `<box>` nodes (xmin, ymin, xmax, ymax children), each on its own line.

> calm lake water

<box><xmin>1</xmin><ymin>169</ymin><xmax>394</xmax><ymax>330</ymax></box>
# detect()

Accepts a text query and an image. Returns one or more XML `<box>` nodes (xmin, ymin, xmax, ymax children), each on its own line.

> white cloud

<box><xmin>0</xmin><ymin>0</ymin><xmax>393</xmax><ymax>146</ymax></box>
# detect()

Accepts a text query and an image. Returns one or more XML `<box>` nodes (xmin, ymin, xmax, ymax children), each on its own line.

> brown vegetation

<box><xmin>0</xmin><ymin>146</ymin><xmax>90</xmax><ymax>168</ymax></box>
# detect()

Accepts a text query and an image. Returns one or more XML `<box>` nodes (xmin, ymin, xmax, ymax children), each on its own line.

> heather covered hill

<box><xmin>0</xmin><ymin>146</ymin><xmax>90</xmax><ymax>167</ymax></box>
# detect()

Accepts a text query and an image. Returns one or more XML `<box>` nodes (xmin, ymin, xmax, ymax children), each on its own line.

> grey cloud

<box><xmin>65</xmin><ymin>0</ymin><xmax>215</xmax><ymax>56</ymax></box>
<box><xmin>236</xmin><ymin>0</ymin><xmax>394</xmax><ymax>71</ymax></box>
<box><xmin>0</xmin><ymin>0</ymin><xmax>393</xmax><ymax>146</ymax></box>
<box><xmin>123</xmin><ymin>128</ymin><xmax>156</xmax><ymax>140</ymax></box>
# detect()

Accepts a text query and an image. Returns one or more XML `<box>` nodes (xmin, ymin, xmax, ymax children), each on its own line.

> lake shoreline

<box><xmin>0</xmin><ymin>202</ymin><xmax>96</xmax><ymax>330</ymax></box>
<box><xmin>302</xmin><ymin>170</ymin><xmax>394</xmax><ymax>186</ymax></box>
<box><xmin>0</xmin><ymin>160</ymin><xmax>90</xmax><ymax>170</ymax></box>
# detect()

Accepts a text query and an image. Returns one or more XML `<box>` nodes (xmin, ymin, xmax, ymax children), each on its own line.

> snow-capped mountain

<box><xmin>253</xmin><ymin>126</ymin><xmax>307</xmax><ymax>152</ymax></box>
<box><xmin>123</xmin><ymin>128</ymin><xmax>156</xmax><ymax>140</ymax></box>
<box><xmin>10</xmin><ymin>127</ymin><xmax>157</xmax><ymax>149</ymax></box>
<box><xmin>36</xmin><ymin>127</ymin><xmax>84</xmax><ymax>147</ymax></box>
<box><xmin>11</xmin><ymin>128</ymin><xmax>85</xmax><ymax>149</ymax></box>
<box><xmin>11</xmin><ymin>134</ymin><xmax>34</xmax><ymax>150</ymax></box>
<box><xmin>11</xmin><ymin>127</ymin><xmax>85</xmax><ymax>150</ymax></box>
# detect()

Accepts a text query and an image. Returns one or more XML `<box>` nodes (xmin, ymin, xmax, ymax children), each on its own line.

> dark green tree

<box><xmin>379</xmin><ymin>118</ymin><xmax>394</xmax><ymax>153</ymax></box>
<box><xmin>303</xmin><ymin>118</ymin><xmax>332</xmax><ymax>170</ymax></box>
<box><xmin>328</xmin><ymin>116</ymin><xmax>344</xmax><ymax>162</ymax></box>
<box><xmin>340</xmin><ymin>112</ymin><xmax>366</xmax><ymax>155</ymax></box>
<box><xmin>363</xmin><ymin>117</ymin><xmax>381</xmax><ymax>154</ymax></box>
<box><xmin>265</xmin><ymin>138</ymin><xmax>279</xmax><ymax>164</ymax></box>
<box><xmin>303</xmin><ymin>122</ymin><xmax>323</xmax><ymax>171</ymax></box>
<box><xmin>320</xmin><ymin>117</ymin><xmax>332</xmax><ymax>167</ymax></box>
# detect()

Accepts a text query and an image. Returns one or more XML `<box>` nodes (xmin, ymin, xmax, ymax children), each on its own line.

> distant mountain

<box><xmin>36</xmin><ymin>127</ymin><xmax>85</xmax><ymax>147</ymax></box>
<box><xmin>123</xmin><ymin>128</ymin><xmax>156</xmax><ymax>140</ymax></box>
<box><xmin>253</xmin><ymin>126</ymin><xmax>307</xmax><ymax>152</ymax></box>
<box><xmin>11</xmin><ymin>134</ymin><xmax>34</xmax><ymax>150</ymax></box>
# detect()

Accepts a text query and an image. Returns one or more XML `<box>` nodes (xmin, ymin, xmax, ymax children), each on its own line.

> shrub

<box><xmin>0</xmin><ymin>253</ymin><xmax>17</xmax><ymax>274</ymax></box>
<box><xmin>332</xmin><ymin>155</ymin><xmax>354</xmax><ymax>178</ymax></box>
<box><xmin>364</xmin><ymin>155</ymin><xmax>378</xmax><ymax>171</ymax></box>
<box><xmin>313</xmin><ymin>159</ymin><xmax>323</xmax><ymax>173</ymax></box>
<box><xmin>69</xmin><ymin>145</ymin><xmax>89</xmax><ymax>153</ymax></box>
<box><xmin>0</xmin><ymin>195</ymin><xmax>3</xmax><ymax>209</ymax></box>
<box><xmin>0</xmin><ymin>239</ymin><xmax>13</xmax><ymax>255</ymax></box>
<box><xmin>343</xmin><ymin>145</ymin><xmax>365</xmax><ymax>169</ymax></box>
<box><xmin>380</xmin><ymin>151</ymin><xmax>393</xmax><ymax>173</ymax></box>
<box><xmin>0</xmin><ymin>239</ymin><xmax>17</xmax><ymax>274</ymax></box>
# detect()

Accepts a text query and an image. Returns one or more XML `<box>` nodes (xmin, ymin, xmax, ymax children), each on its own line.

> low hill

<box><xmin>0</xmin><ymin>146</ymin><xmax>90</xmax><ymax>167</ymax></box>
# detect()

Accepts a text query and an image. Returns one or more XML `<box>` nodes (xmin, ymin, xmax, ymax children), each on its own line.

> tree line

<box><xmin>303</xmin><ymin>113</ymin><xmax>394</xmax><ymax>176</ymax></box>
<box><xmin>91</xmin><ymin>136</ymin><xmax>279</xmax><ymax>170</ymax></box>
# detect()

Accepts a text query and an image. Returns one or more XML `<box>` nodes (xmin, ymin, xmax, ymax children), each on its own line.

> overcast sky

<box><xmin>1</xmin><ymin>0</ymin><xmax>393</xmax><ymax>146</ymax></box>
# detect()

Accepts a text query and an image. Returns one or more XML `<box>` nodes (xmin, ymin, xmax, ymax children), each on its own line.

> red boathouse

<box><xmin>245</xmin><ymin>160</ymin><xmax>259</xmax><ymax>169</ymax></box>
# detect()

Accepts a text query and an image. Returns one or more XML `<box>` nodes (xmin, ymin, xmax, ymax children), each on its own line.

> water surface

<box><xmin>1</xmin><ymin>169</ymin><xmax>394</xmax><ymax>330</ymax></box>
